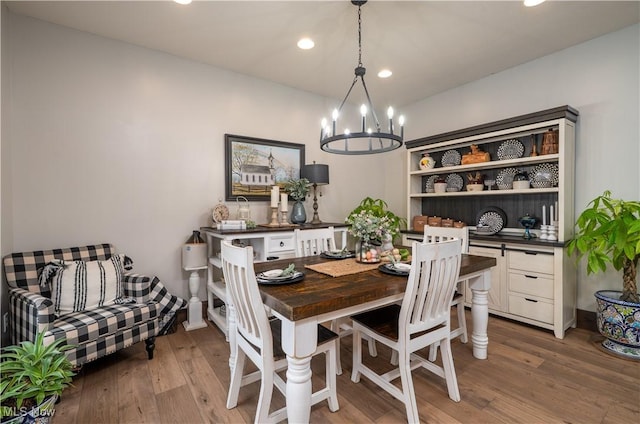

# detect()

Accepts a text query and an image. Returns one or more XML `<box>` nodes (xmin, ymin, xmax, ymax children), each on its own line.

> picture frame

<box><xmin>225</xmin><ymin>134</ymin><xmax>306</xmax><ymax>201</ymax></box>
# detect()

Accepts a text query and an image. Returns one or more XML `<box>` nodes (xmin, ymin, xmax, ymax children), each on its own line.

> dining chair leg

<box><xmin>367</xmin><ymin>336</ymin><xmax>378</xmax><ymax>357</ymax></box>
<box><xmin>226</xmin><ymin>348</ymin><xmax>246</xmax><ymax>409</ymax></box>
<box><xmin>255</xmin><ymin>363</ymin><xmax>276</xmax><ymax>424</ymax></box>
<box><xmin>398</xmin><ymin>356</ymin><xmax>420</xmax><ymax>424</ymax></box>
<box><xmin>390</xmin><ymin>349</ymin><xmax>398</xmax><ymax>366</ymax></box>
<box><xmin>457</xmin><ymin>303</ymin><xmax>468</xmax><ymax>343</ymax></box>
<box><xmin>351</xmin><ymin>329</ymin><xmax>362</xmax><ymax>383</ymax></box>
<box><xmin>326</xmin><ymin>340</ymin><xmax>340</xmax><ymax>412</ymax></box>
<box><xmin>330</xmin><ymin>320</ymin><xmax>344</xmax><ymax>375</ymax></box>
<box><xmin>440</xmin><ymin>337</ymin><xmax>461</xmax><ymax>402</ymax></box>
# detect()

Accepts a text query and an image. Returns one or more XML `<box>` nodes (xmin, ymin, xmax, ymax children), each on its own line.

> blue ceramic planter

<box><xmin>595</xmin><ymin>290</ymin><xmax>640</xmax><ymax>360</ymax></box>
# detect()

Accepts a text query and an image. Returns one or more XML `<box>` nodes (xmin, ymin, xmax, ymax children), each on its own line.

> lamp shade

<box><xmin>301</xmin><ymin>163</ymin><xmax>329</xmax><ymax>185</ymax></box>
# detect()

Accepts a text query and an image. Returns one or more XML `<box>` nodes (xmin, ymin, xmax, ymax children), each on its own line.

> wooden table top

<box><xmin>255</xmin><ymin>253</ymin><xmax>496</xmax><ymax>322</ymax></box>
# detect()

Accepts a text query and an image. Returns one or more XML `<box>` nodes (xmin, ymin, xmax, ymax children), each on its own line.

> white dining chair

<box><xmin>221</xmin><ymin>241</ymin><xmax>339</xmax><ymax>423</ymax></box>
<box><xmin>294</xmin><ymin>227</ymin><xmax>377</xmax><ymax>375</ymax></box>
<box><xmin>294</xmin><ymin>227</ymin><xmax>336</xmax><ymax>256</ymax></box>
<box><xmin>423</xmin><ymin>225</ymin><xmax>469</xmax><ymax>347</ymax></box>
<box><xmin>351</xmin><ymin>239</ymin><xmax>462</xmax><ymax>423</ymax></box>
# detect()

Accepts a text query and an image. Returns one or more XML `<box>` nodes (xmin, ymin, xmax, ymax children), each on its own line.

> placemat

<box><xmin>305</xmin><ymin>258</ymin><xmax>381</xmax><ymax>277</ymax></box>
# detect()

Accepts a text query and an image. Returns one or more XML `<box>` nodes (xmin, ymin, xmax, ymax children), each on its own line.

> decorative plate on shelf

<box><xmin>476</xmin><ymin>207</ymin><xmax>507</xmax><ymax>235</ymax></box>
<box><xmin>495</xmin><ymin>168</ymin><xmax>519</xmax><ymax>189</ymax></box>
<box><xmin>497</xmin><ymin>139</ymin><xmax>525</xmax><ymax>160</ymax></box>
<box><xmin>530</xmin><ymin>163</ymin><xmax>559</xmax><ymax>187</ymax></box>
<box><xmin>446</xmin><ymin>173</ymin><xmax>463</xmax><ymax>191</ymax></box>
<box><xmin>441</xmin><ymin>150</ymin><xmax>461</xmax><ymax>167</ymax></box>
<box><xmin>425</xmin><ymin>175</ymin><xmax>441</xmax><ymax>193</ymax></box>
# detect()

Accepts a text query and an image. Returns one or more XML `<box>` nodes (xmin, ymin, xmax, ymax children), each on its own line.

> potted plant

<box><xmin>1</xmin><ymin>332</ymin><xmax>75</xmax><ymax>423</ymax></box>
<box><xmin>567</xmin><ymin>190</ymin><xmax>640</xmax><ymax>359</ymax></box>
<box><xmin>283</xmin><ymin>178</ymin><xmax>310</xmax><ymax>224</ymax></box>
<box><xmin>346</xmin><ymin>197</ymin><xmax>406</xmax><ymax>262</ymax></box>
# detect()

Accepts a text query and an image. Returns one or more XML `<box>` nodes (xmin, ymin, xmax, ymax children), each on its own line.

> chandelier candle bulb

<box><xmin>399</xmin><ymin>115</ymin><xmax>405</xmax><ymax>139</ymax></box>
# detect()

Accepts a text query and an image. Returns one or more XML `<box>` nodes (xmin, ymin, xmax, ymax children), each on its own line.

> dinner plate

<box><xmin>425</xmin><ymin>175</ymin><xmax>441</xmax><ymax>193</ymax></box>
<box><xmin>257</xmin><ymin>269</ymin><xmax>299</xmax><ymax>281</ymax></box>
<box><xmin>476</xmin><ymin>207</ymin><xmax>507</xmax><ymax>235</ymax></box>
<box><xmin>320</xmin><ymin>250</ymin><xmax>355</xmax><ymax>260</ymax></box>
<box><xmin>497</xmin><ymin>139</ymin><xmax>524</xmax><ymax>160</ymax></box>
<box><xmin>530</xmin><ymin>163</ymin><xmax>559</xmax><ymax>186</ymax></box>
<box><xmin>446</xmin><ymin>173</ymin><xmax>463</xmax><ymax>191</ymax></box>
<box><xmin>378</xmin><ymin>263</ymin><xmax>411</xmax><ymax>276</ymax></box>
<box><xmin>441</xmin><ymin>150</ymin><xmax>461</xmax><ymax>167</ymax></box>
<box><xmin>495</xmin><ymin>168</ymin><xmax>519</xmax><ymax>190</ymax></box>
<box><xmin>257</xmin><ymin>271</ymin><xmax>305</xmax><ymax>285</ymax></box>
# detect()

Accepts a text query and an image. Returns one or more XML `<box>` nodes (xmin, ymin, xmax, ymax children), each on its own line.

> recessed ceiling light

<box><xmin>378</xmin><ymin>69</ymin><xmax>392</xmax><ymax>78</ymax></box>
<box><xmin>524</xmin><ymin>0</ymin><xmax>545</xmax><ymax>7</ymax></box>
<box><xmin>174</xmin><ymin>0</ymin><xmax>192</xmax><ymax>4</ymax></box>
<box><xmin>297</xmin><ymin>38</ymin><xmax>315</xmax><ymax>50</ymax></box>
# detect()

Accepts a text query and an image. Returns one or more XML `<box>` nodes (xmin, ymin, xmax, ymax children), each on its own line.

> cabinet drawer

<box><xmin>508</xmin><ymin>250</ymin><xmax>554</xmax><ymax>275</ymax></box>
<box><xmin>508</xmin><ymin>272</ymin><xmax>554</xmax><ymax>299</ymax></box>
<box><xmin>508</xmin><ymin>295</ymin><xmax>553</xmax><ymax>324</ymax></box>
<box><xmin>267</xmin><ymin>234</ymin><xmax>295</xmax><ymax>253</ymax></box>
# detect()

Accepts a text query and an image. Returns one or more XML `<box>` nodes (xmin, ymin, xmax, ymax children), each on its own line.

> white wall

<box><xmin>403</xmin><ymin>24</ymin><xmax>640</xmax><ymax>312</ymax></box>
<box><xmin>3</xmin><ymin>12</ymin><xmax>395</xmax><ymax>307</ymax></box>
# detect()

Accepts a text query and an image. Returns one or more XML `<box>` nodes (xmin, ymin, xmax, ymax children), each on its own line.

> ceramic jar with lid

<box><xmin>419</xmin><ymin>153</ymin><xmax>436</xmax><ymax>170</ymax></box>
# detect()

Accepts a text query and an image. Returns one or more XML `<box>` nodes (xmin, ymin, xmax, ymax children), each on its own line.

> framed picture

<box><xmin>225</xmin><ymin>134</ymin><xmax>306</xmax><ymax>201</ymax></box>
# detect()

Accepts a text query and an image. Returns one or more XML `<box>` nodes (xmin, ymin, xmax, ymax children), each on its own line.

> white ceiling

<box><xmin>6</xmin><ymin>1</ymin><xmax>640</xmax><ymax>107</ymax></box>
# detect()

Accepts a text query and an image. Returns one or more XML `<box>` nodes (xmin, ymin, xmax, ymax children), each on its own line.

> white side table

<box><xmin>183</xmin><ymin>265</ymin><xmax>208</xmax><ymax>331</ymax></box>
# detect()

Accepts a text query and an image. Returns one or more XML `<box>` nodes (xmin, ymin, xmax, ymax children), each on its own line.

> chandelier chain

<box><xmin>357</xmin><ymin>4</ymin><xmax>363</xmax><ymax>67</ymax></box>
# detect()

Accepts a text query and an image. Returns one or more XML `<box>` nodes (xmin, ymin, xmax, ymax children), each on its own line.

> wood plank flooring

<box><xmin>52</xmin><ymin>311</ymin><xmax>639</xmax><ymax>423</ymax></box>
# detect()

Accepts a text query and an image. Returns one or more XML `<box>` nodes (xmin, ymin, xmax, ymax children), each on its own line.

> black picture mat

<box><xmin>420</xmin><ymin>192</ymin><xmax>557</xmax><ymax>230</ymax></box>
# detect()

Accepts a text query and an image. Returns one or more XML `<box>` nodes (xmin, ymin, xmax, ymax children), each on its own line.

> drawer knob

<box><xmin>280</xmin><ymin>241</ymin><xmax>285</xmax><ymax>247</ymax></box>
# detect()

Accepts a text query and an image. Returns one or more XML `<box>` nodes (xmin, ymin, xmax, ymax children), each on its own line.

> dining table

<box><xmin>238</xmin><ymin>252</ymin><xmax>496</xmax><ymax>423</ymax></box>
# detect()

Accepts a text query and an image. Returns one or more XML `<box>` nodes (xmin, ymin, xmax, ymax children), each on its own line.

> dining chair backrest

<box><xmin>400</xmin><ymin>239</ymin><xmax>462</xmax><ymax>339</ymax></box>
<box><xmin>294</xmin><ymin>227</ymin><xmax>336</xmax><ymax>257</ymax></box>
<box><xmin>423</xmin><ymin>225</ymin><xmax>469</xmax><ymax>254</ymax></box>
<box><xmin>221</xmin><ymin>241</ymin><xmax>273</xmax><ymax>356</ymax></box>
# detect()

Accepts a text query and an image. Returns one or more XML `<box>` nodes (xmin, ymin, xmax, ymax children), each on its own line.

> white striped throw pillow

<box><xmin>41</xmin><ymin>255</ymin><xmax>128</xmax><ymax>315</ymax></box>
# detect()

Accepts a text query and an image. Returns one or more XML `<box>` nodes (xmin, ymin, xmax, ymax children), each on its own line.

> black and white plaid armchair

<box><xmin>3</xmin><ymin>243</ymin><xmax>187</xmax><ymax>366</ymax></box>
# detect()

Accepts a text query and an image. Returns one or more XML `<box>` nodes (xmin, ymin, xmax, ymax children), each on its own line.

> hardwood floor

<box><xmin>52</xmin><ymin>311</ymin><xmax>639</xmax><ymax>423</ymax></box>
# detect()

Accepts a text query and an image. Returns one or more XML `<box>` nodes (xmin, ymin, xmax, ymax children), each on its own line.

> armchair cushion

<box><xmin>40</xmin><ymin>255</ymin><xmax>131</xmax><ymax>316</ymax></box>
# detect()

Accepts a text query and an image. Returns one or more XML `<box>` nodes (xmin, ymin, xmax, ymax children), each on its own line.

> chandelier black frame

<box><xmin>320</xmin><ymin>0</ymin><xmax>404</xmax><ymax>155</ymax></box>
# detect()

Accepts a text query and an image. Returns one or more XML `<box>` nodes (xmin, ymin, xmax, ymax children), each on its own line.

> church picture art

<box><xmin>224</xmin><ymin>134</ymin><xmax>305</xmax><ymax>201</ymax></box>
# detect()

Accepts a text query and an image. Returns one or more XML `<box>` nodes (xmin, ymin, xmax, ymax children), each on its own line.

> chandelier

<box><xmin>320</xmin><ymin>0</ymin><xmax>404</xmax><ymax>155</ymax></box>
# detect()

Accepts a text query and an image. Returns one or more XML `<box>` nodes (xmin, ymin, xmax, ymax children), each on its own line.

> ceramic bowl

<box><xmin>434</xmin><ymin>182</ymin><xmax>448</xmax><ymax>193</ymax></box>
<box><xmin>513</xmin><ymin>180</ymin><xmax>530</xmax><ymax>190</ymax></box>
<box><xmin>467</xmin><ymin>183</ymin><xmax>484</xmax><ymax>192</ymax></box>
<box><xmin>531</xmin><ymin>180</ymin><xmax>552</xmax><ymax>189</ymax></box>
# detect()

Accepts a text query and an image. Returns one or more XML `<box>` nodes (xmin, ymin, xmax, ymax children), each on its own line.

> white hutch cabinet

<box><xmin>403</xmin><ymin>106</ymin><xmax>579</xmax><ymax>338</ymax></box>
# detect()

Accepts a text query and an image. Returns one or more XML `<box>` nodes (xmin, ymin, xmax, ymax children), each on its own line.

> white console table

<box><xmin>200</xmin><ymin>223</ymin><xmax>348</xmax><ymax>338</ymax></box>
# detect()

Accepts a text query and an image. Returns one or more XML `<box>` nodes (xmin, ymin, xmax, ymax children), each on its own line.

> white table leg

<box><xmin>278</xmin><ymin>318</ymin><xmax>318</xmax><ymax>424</ymax></box>
<box><xmin>468</xmin><ymin>269</ymin><xmax>491</xmax><ymax>360</ymax></box>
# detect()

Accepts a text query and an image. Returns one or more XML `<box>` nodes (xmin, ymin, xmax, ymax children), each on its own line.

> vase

<box><xmin>290</xmin><ymin>200</ymin><xmax>306</xmax><ymax>224</ymax></box>
<box><xmin>594</xmin><ymin>290</ymin><xmax>640</xmax><ymax>360</ymax></box>
<box><xmin>355</xmin><ymin>239</ymin><xmax>381</xmax><ymax>263</ymax></box>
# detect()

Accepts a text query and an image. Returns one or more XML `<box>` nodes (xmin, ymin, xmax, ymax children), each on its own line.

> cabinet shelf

<box><xmin>410</xmin><ymin>154</ymin><xmax>559</xmax><ymax>175</ymax></box>
<box><xmin>409</xmin><ymin>187</ymin><xmax>558</xmax><ymax>198</ymax></box>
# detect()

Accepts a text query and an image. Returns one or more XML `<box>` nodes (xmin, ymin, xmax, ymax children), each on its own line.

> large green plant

<box><xmin>0</xmin><ymin>332</ymin><xmax>75</xmax><ymax>419</ymax></box>
<box><xmin>567</xmin><ymin>190</ymin><xmax>640</xmax><ymax>303</ymax></box>
<box><xmin>346</xmin><ymin>197</ymin><xmax>406</xmax><ymax>242</ymax></box>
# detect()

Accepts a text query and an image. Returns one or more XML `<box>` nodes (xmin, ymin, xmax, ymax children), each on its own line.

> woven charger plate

<box><xmin>305</xmin><ymin>258</ymin><xmax>381</xmax><ymax>277</ymax></box>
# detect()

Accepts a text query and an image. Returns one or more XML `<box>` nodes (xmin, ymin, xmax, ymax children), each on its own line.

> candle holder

<box><xmin>264</xmin><ymin>206</ymin><xmax>280</xmax><ymax>227</ymax></box>
<box><xmin>280</xmin><ymin>210</ymin><xmax>288</xmax><ymax>226</ymax></box>
<box><xmin>539</xmin><ymin>224</ymin><xmax>549</xmax><ymax>240</ymax></box>
<box><xmin>548</xmin><ymin>221</ymin><xmax>558</xmax><ymax>241</ymax></box>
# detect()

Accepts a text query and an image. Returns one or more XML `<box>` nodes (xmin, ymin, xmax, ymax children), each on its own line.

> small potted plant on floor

<box><xmin>283</xmin><ymin>178</ymin><xmax>310</xmax><ymax>224</ymax></box>
<box><xmin>567</xmin><ymin>190</ymin><xmax>640</xmax><ymax>359</ymax></box>
<box><xmin>1</xmin><ymin>332</ymin><xmax>75</xmax><ymax>423</ymax></box>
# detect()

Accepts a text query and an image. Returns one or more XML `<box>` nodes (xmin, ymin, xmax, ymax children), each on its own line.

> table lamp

<box><xmin>301</xmin><ymin>162</ymin><xmax>329</xmax><ymax>224</ymax></box>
